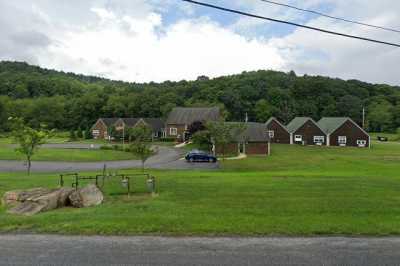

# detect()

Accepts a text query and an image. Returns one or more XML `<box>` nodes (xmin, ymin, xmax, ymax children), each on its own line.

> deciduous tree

<box><xmin>9</xmin><ymin>117</ymin><xmax>52</xmax><ymax>175</ymax></box>
<box><xmin>129</xmin><ymin>124</ymin><xmax>154</xmax><ymax>172</ymax></box>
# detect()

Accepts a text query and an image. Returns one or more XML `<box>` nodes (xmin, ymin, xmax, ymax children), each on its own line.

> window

<box><xmin>338</xmin><ymin>136</ymin><xmax>347</xmax><ymax>145</ymax></box>
<box><xmin>357</xmin><ymin>140</ymin><xmax>367</xmax><ymax>147</ymax></box>
<box><xmin>92</xmin><ymin>130</ymin><xmax>100</xmax><ymax>136</ymax></box>
<box><xmin>314</xmin><ymin>136</ymin><xmax>325</xmax><ymax>144</ymax></box>
<box><xmin>268</xmin><ymin>130</ymin><xmax>274</xmax><ymax>138</ymax></box>
<box><xmin>170</xmin><ymin>127</ymin><xmax>178</xmax><ymax>136</ymax></box>
<box><xmin>294</xmin><ymin>135</ymin><xmax>302</xmax><ymax>142</ymax></box>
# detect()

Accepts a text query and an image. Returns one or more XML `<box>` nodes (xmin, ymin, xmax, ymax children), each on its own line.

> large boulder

<box><xmin>2</xmin><ymin>188</ymin><xmax>53</xmax><ymax>207</ymax></box>
<box><xmin>57</xmin><ymin>187</ymin><xmax>75</xmax><ymax>207</ymax></box>
<box><xmin>4</xmin><ymin>187</ymin><xmax>75</xmax><ymax>216</ymax></box>
<box><xmin>69</xmin><ymin>184</ymin><xmax>103</xmax><ymax>208</ymax></box>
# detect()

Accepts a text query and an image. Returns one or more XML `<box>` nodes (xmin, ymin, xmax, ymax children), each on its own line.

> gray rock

<box><xmin>7</xmin><ymin>189</ymin><xmax>60</xmax><ymax>216</ymax></box>
<box><xmin>2</xmin><ymin>188</ymin><xmax>53</xmax><ymax>207</ymax></box>
<box><xmin>4</xmin><ymin>187</ymin><xmax>75</xmax><ymax>216</ymax></box>
<box><xmin>57</xmin><ymin>187</ymin><xmax>75</xmax><ymax>207</ymax></box>
<box><xmin>69</xmin><ymin>184</ymin><xmax>103</xmax><ymax>208</ymax></box>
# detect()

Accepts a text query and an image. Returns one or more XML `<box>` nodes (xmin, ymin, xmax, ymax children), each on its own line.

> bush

<box><xmin>77</xmin><ymin>128</ymin><xmax>83</xmax><ymax>139</ymax></box>
<box><xmin>192</xmin><ymin>130</ymin><xmax>212</xmax><ymax>152</ymax></box>
<box><xmin>100</xmin><ymin>145</ymin><xmax>113</xmax><ymax>150</ymax></box>
<box><xmin>84</xmin><ymin>128</ymin><xmax>92</xmax><ymax>139</ymax></box>
<box><xmin>69</xmin><ymin>130</ymin><xmax>77</xmax><ymax>141</ymax></box>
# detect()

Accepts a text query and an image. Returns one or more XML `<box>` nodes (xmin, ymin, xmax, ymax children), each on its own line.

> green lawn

<box><xmin>222</xmin><ymin>141</ymin><xmax>400</xmax><ymax>178</ymax></box>
<box><xmin>0</xmin><ymin>142</ymin><xmax>400</xmax><ymax>235</ymax></box>
<box><xmin>0</xmin><ymin>146</ymin><xmax>136</xmax><ymax>162</ymax></box>
<box><xmin>370</xmin><ymin>132</ymin><xmax>399</xmax><ymax>142</ymax></box>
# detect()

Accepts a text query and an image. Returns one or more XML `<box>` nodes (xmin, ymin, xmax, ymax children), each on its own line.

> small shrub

<box><xmin>69</xmin><ymin>130</ymin><xmax>77</xmax><ymax>141</ymax></box>
<box><xmin>100</xmin><ymin>145</ymin><xmax>113</xmax><ymax>150</ymax></box>
<box><xmin>84</xmin><ymin>129</ymin><xmax>92</xmax><ymax>139</ymax></box>
<box><xmin>77</xmin><ymin>128</ymin><xmax>83</xmax><ymax>139</ymax></box>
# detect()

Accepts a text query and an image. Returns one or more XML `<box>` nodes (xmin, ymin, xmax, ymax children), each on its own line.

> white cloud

<box><xmin>1</xmin><ymin>0</ymin><xmax>400</xmax><ymax>85</ymax></box>
<box><xmin>40</xmin><ymin>9</ymin><xmax>284</xmax><ymax>82</ymax></box>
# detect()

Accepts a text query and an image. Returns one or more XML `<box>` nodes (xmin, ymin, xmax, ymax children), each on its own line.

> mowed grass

<box><xmin>222</xmin><ymin>142</ymin><xmax>400</xmax><ymax>178</ymax></box>
<box><xmin>0</xmin><ymin>142</ymin><xmax>400</xmax><ymax>236</ymax></box>
<box><xmin>0</xmin><ymin>145</ymin><xmax>136</xmax><ymax>162</ymax></box>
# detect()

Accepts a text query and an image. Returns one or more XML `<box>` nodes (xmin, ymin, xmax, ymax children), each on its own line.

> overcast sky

<box><xmin>1</xmin><ymin>0</ymin><xmax>399</xmax><ymax>85</ymax></box>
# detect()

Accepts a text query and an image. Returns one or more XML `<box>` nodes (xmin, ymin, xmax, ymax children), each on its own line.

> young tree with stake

<box><xmin>129</xmin><ymin>124</ymin><xmax>154</xmax><ymax>172</ymax></box>
<box><xmin>8</xmin><ymin>117</ymin><xmax>52</xmax><ymax>175</ymax></box>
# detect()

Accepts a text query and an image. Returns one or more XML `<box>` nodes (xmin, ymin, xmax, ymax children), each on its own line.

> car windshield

<box><xmin>189</xmin><ymin>150</ymin><xmax>208</xmax><ymax>155</ymax></box>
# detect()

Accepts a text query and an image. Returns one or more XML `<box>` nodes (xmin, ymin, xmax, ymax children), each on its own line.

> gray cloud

<box><xmin>0</xmin><ymin>0</ymin><xmax>399</xmax><ymax>85</ymax></box>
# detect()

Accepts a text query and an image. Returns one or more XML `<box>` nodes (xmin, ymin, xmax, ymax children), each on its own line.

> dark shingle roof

<box><xmin>166</xmin><ymin>107</ymin><xmax>220</xmax><ymax>125</ymax></box>
<box><xmin>265</xmin><ymin>117</ymin><xmax>288</xmax><ymax>131</ymax></box>
<box><xmin>286</xmin><ymin>117</ymin><xmax>315</xmax><ymax>133</ymax></box>
<box><xmin>100</xmin><ymin>118</ymin><xmax>119</xmax><ymax>127</ymax></box>
<box><xmin>317</xmin><ymin>117</ymin><xmax>369</xmax><ymax>135</ymax></box>
<box><xmin>143</xmin><ymin>118</ymin><xmax>165</xmax><ymax>131</ymax></box>
<box><xmin>121</xmin><ymin>118</ymin><xmax>141</xmax><ymax>127</ymax></box>
<box><xmin>227</xmin><ymin>122</ymin><xmax>270</xmax><ymax>142</ymax></box>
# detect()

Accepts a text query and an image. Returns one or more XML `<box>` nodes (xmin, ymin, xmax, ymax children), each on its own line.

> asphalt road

<box><xmin>1</xmin><ymin>235</ymin><xmax>400</xmax><ymax>266</ymax></box>
<box><xmin>0</xmin><ymin>146</ymin><xmax>219</xmax><ymax>172</ymax></box>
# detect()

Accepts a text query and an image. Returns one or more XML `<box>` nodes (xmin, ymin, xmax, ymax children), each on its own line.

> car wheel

<box><xmin>208</xmin><ymin>158</ymin><xmax>212</xmax><ymax>163</ymax></box>
<box><xmin>190</xmin><ymin>158</ymin><xmax>194</xmax><ymax>163</ymax></box>
<box><xmin>213</xmin><ymin>159</ymin><xmax>217</xmax><ymax>163</ymax></box>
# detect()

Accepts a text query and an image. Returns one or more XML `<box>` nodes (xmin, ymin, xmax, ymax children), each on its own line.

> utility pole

<box><xmin>362</xmin><ymin>107</ymin><xmax>366</xmax><ymax>129</ymax></box>
<box><xmin>122</xmin><ymin>125</ymin><xmax>125</xmax><ymax>150</ymax></box>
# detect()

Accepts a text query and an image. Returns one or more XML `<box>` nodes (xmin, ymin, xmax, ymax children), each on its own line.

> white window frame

<box><xmin>313</xmin><ymin>136</ymin><xmax>325</xmax><ymax>144</ymax></box>
<box><xmin>357</xmin><ymin>139</ymin><xmax>367</xmax><ymax>147</ymax></box>
<box><xmin>92</xmin><ymin>130</ymin><xmax>100</xmax><ymax>135</ymax></box>
<box><xmin>170</xmin><ymin>127</ymin><xmax>178</xmax><ymax>136</ymax></box>
<box><xmin>268</xmin><ymin>130</ymin><xmax>274</xmax><ymax>138</ymax></box>
<box><xmin>338</xmin><ymin>136</ymin><xmax>347</xmax><ymax>145</ymax></box>
<box><xmin>294</xmin><ymin>135</ymin><xmax>302</xmax><ymax>142</ymax></box>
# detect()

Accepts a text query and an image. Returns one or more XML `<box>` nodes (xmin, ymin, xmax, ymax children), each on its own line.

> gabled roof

<box><xmin>318</xmin><ymin>117</ymin><xmax>349</xmax><ymax>134</ymax></box>
<box><xmin>142</xmin><ymin>118</ymin><xmax>165</xmax><ymax>131</ymax></box>
<box><xmin>166</xmin><ymin>107</ymin><xmax>220</xmax><ymax>125</ymax></box>
<box><xmin>286</xmin><ymin>117</ymin><xmax>312</xmax><ymax>133</ymax></box>
<box><xmin>120</xmin><ymin>118</ymin><xmax>141</xmax><ymax>127</ymax></box>
<box><xmin>318</xmin><ymin>117</ymin><xmax>369</xmax><ymax>135</ymax></box>
<box><xmin>265</xmin><ymin>117</ymin><xmax>289</xmax><ymax>132</ymax></box>
<box><xmin>226</xmin><ymin>122</ymin><xmax>270</xmax><ymax>142</ymax></box>
<box><xmin>99</xmin><ymin>118</ymin><xmax>119</xmax><ymax>127</ymax></box>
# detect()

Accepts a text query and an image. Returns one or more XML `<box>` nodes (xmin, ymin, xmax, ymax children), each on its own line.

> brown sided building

<box><xmin>91</xmin><ymin>118</ymin><xmax>119</xmax><ymax>139</ymax></box>
<box><xmin>318</xmin><ymin>117</ymin><xmax>370</xmax><ymax>148</ymax></box>
<box><xmin>215</xmin><ymin>122</ymin><xmax>271</xmax><ymax>156</ymax></box>
<box><xmin>114</xmin><ymin>118</ymin><xmax>165</xmax><ymax>139</ymax></box>
<box><xmin>265</xmin><ymin>117</ymin><xmax>290</xmax><ymax>144</ymax></box>
<box><xmin>286</xmin><ymin>117</ymin><xmax>327</xmax><ymax>146</ymax></box>
<box><xmin>91</xmin><ymin>117</ymin><xmax>164</xmax><ymax>140</ymax></box>
<box><xmin>165</xmin><ymin>107</ymin><xmax>220</xmax><ymax>141</ymax></box>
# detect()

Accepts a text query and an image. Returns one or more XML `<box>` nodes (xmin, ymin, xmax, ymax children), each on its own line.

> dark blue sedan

<box><xmin>185</xmin><ymin>150</ymin><xmax>217</xmax><ymax>163</ymax></box>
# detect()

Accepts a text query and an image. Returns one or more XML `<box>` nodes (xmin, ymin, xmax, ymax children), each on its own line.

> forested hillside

<box><xmin>0</xmin><ymin>61</ymin><xmax>399</xmax><ymax>132</ymax></box>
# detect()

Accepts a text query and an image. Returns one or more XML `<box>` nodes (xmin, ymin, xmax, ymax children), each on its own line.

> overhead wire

<box><xmin>182</xmin><ymin>0</ymin><xmax>400</xmax><ymax>48</ymax></box>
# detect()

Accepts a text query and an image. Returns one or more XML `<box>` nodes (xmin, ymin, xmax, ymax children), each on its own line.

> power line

<box><xmin>260</xmin><ymin>0</ymin><xmax>400</xmax><ymax>34</ymax></box>
<box><xmin>182</xmin><ymin>0</ymin><xmax>400</xmax><ymax>48</ymax></box>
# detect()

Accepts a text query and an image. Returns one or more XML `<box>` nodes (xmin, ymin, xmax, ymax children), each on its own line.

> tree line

<box><xmin>0</xmin><ymin>61</ymin><xmax>399</xmax><ymax>133</ymax></box>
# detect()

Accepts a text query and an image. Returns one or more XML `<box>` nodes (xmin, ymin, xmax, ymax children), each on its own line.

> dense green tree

<box><xmin>254</xmin><ymin>99</ymin><xmax>275</xmax><ymax>123</ymax></box>
<box><xmin>0</xmin><ymin>61</ymin><xmax>399</xmax><ymax>133</ymax></box>
<box><xmin>367</xmin><ymin>100</ymin><xmax>394</xmax><ymax>132</ymax></box>
<box><xmin>337</xmin><ymin>95</ymin><xmax>363</xmax><ymax>123</ymax></box>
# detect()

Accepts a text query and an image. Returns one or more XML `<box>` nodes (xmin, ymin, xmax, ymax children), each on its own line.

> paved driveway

<box><xmin>0</xmin><ymin>146</ymin><xmax>219</xmax><ymax>173</ymax></box>
<box><xmin>1</xmin><ymin>235</ymin><xmax>399</xmax><ymax>266</ymax></box>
